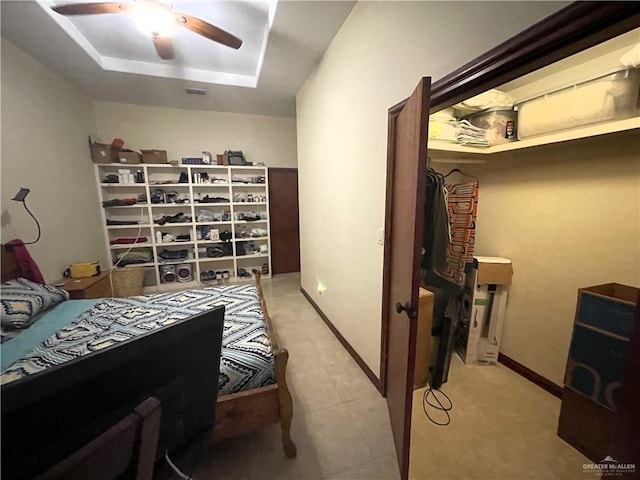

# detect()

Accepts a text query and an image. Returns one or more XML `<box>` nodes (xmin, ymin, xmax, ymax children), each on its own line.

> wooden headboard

<box><xmin>1</xmin><ymin>245</ymin><xmax>21</xmax><ymax>282</ymax></box>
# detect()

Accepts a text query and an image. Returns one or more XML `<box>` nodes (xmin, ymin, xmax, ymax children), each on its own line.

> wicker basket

<box><xmin>110</xmin><ymin>266</ymin><xmax>145</xmax><ymax>297</ymax></box>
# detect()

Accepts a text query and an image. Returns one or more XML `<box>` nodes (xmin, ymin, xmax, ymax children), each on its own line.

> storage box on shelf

<box><xmin>95</xmin><ymin>163</ymin><xmax>271</xmax><ymax>290</ymax></box>
<box><xmin>141</xmin><ymin>149</ymin><xmax>168</xmax><ymax>164</ymax></box>
<box><xmin>466</xmin><ymin>107</ymin><xmax>517</xmax><ymax>145</ymax></box>
<box><xmin>516</xmin><ymin>67</ymin><xmax>640</xmax><ymax>140</ymax></box>
<box><xmin>90</xmin><ymin>141</ymin><xmax>118</xmax><ymax>164</ymax></box>
<box><xmin>116</xmin><ymin>151</ymin><xmax>143</xmax><ymax>164</ymax></box>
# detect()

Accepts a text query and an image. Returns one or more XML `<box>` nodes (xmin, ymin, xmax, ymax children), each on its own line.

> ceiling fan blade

<box><xmin>51</xmin><ymin>2</ymin><xmax>127</xmax><ymax>15</ymax></box>
<box><xmin>175</xmin><ymin>12</ymin><xmax>242</xmax><ymax>49</ymax></box>
<box><xmin>152</xmin><ymin>36</ymin><xmax>175</xmax><ymax>60</ymax></box>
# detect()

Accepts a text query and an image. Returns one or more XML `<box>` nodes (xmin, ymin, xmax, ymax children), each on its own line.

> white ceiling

<box><xmin>1</xmin><ymin>0</ymin><xmax>356</xmax><ymax>117</ymax></box>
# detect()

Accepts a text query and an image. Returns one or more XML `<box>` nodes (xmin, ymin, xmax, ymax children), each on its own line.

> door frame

<box><xmin>379</xmin><ymin>0</ymin><xmax>640</xmax><ymax>396</ymax></box>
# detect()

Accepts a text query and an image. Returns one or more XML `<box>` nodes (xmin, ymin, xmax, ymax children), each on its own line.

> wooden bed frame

<box><xmin>213</xmin><ymin>269</ymin><xmax>297</xmax><ymax>457</ymax></box>
<box><xmin>0</xmin><ymin>245</ymin><xmax>296</xmax><ymax>461</ymax></box>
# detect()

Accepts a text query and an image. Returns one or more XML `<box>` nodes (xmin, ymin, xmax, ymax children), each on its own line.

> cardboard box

<box><xmin>457</xmin><ymin>284</ymin><xmax>509</xmax><ymax>365</ymax></box>
<box><xmin>474</xmin><ymin>256</ymin><xmax>513</xmax><ymax>285</ymax></box>
<box><xmin>116</xmin><ymin>151</ymin><xmax>142</xmax><ymax>164</ymax></box>
<box><xmin>455</xmin><ymin>256</ymin><xmax>512</xmax><ymax>365</ymax></box>
<box><xmin>414</xmin><ymin>288</ymin><xmax>435</xmax><ymax>388</ymax></box>
<box><xmin>141</xmin><ymin>149</ymin><xmax>168</xmax><ymax>164</ymax></box>
<box><xmin>90</xmin><ymin>142</ymin><xmax>118</xmax><ymax>164</ymax></box>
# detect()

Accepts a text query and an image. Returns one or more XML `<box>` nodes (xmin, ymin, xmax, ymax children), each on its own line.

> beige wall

<box><xmin>296</xmin><ymin>1</ymin><xmax>569</xmax><ymax>377</ymax></box>
<box><xmin>458</xmin><ymin>132</ymin><xmax>640</xmax><ymax>386</ymax></box>
<box><xmin>0</xmin><ymin>40</ymin><xmax>296</xmax><ymax>283</ymax></box>
<box><xmin>1</xmin><ymin>38</ymin><xmax>107</xmax><ymax>282</ymax></box>
<box><xmin>93</xmin><ymin>102</ymin><xmax>298</xmax><ymax>168</ymax></box>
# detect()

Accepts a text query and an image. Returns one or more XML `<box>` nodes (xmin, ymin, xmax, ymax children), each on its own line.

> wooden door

<box><xmin>382</xmin><ymin>77</ymin><xmax>430</xmax><ymax>480</ymax></box>
<box><xmin>268</xmin><ymin>168</ymin><xmax>300</xmax><ymax>274</ymax></box>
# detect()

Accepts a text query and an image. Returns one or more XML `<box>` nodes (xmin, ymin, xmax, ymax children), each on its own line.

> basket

<box><xmin>110</xmin><ymin>266</ymin><xmax>145</xmax><ymax>297</ymax></box>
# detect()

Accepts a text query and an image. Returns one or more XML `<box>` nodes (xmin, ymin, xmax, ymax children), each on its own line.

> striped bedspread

<box><xmin>1</xmin><ymin>284</ymin><xmax>275</xmax><ymax>396</ymax></box>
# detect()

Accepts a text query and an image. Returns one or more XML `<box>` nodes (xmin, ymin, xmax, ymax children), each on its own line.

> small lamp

<box><xmin>12</xmin><ymin>187</ymin><xmax>41</xmax><ymax>245</ymax></box>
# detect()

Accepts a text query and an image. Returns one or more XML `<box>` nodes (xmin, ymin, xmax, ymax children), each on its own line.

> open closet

<box><xmin>380</xmin><ymin>3</ymin><xmax>640</xmax><ymax>479</ymax></box>
<box><xmin>424</xmin><ymin>23</ymin><xmax>639</xmax><ymax>381</ymax></box>
<box><xmin>424</xmin><ymin>21</ymin><xmax>639</xmax><ymax>463</ymax></box>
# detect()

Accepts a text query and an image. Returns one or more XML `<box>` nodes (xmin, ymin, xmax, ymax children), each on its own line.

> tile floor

<box><xmin>164</xmin><ymin>273</ymin><xmax>593</xmax><ymax>480</ymax></box>
<box><xmin>410</xmin><ymin>356</ymin><xmax>595</xmax><ymax>480</ymax></box>
<box><xmin>163</xmin><ymin>272</ymin><xmax>400</xmax><ymax>479</ymax></box>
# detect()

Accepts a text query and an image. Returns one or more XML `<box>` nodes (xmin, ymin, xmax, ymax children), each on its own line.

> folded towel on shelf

<box><xmin>453</xmin><ymin>89</ymin><xmax>516</xmax><ymax>116</ymax></box>
<box><xmin>430</xmin><ymin>108</ymin><xmax>457</xmax><ymax>123</ymax></box>
<box><xmin>455</xmin><ymin>120</ymin><xmax>489</xmax><ymax>147</ymax></box>
<box><xmin>428</xmin><ymin>120</ymin><xmax>457</xmax><ymax>142</ymax></box>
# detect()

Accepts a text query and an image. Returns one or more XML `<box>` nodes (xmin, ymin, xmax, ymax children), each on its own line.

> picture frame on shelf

<box><xmin>208</xmin><ymin>229</ymin><xmax>220</xmax><ymax>241</ymax></box>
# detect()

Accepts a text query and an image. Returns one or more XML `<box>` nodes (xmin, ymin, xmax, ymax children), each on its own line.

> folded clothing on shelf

<box><xmin>455</xmin><ymin>120</ymin><xmax>489</xmax><ymax>147</ymax></box>
<box><xmin>102</xmin><ymin>198</ymin><xmax>137</xmax><ymax>208</ymax></box>
<box><xmin>154</xmin><ymin>212</ymin><xmax>192</xmax><ymax>225</ymax></box>
<box><xmin>197</xmin><ymin>210</ymin><xmax>214</xmax><ymax>222</ymax></box>
<box><xmin>161</xmin><ymin>233</ymin><xmax>191</xmax><ymax>243</ymax></box>
<box><xmin>199</xmin><ymin>195</ymin><xmax>229</xmax><ymax>204</ymax></box>
<box><xmin>114</xmin><ymin>248</ymin><xmax>153</xmax><ymax>266</ymax></box>
<box><xmin>235</xmin><ymin>211</ymin><xmax>263</xmax><ymax>221</ymax></box>
<box><xmin>236</xmin><ymin>241</ymin><xmax>262</xmax><ymax>256</ymax></box>
<box><xmin>158</xmin><ymin>249</ymin><xmax>189</xmax><ymax>261</ymax></box>
<box><xmin>204</xmin><ymin>243</ymin><xmax>232</xmax><ymax>258</ymax></box>
<box><xmin>231</xmin><ymin>176</ymin><xmax>252</xmax><ymax>184</ymax></box>
<box><xmin>110</xmin><ymin>237</ymin><xmax>148</xmax><ymax>245</ymax></box>
<box><xmin>107</xmin><ymin>219</ymin><xmax>140</xmax><ymax>226</ymax></box>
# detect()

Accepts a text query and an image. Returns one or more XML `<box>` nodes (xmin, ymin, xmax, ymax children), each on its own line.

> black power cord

<box><xmin>164</xmin><ymin>426</ymin><xmax>212</xmax><ymax>480</ymax></box>
<box><xmin>21</xmin><ymin>200</ymin><xmax>42</xmax><ymax>245</ymax></box>
<box><xmin>422</xmin><ymin>367</ymin><xmax>453</xmax><ymax>426</ymax></box>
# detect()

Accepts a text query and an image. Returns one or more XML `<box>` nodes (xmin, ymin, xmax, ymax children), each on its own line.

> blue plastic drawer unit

<box><xmin>564</xmin><ymin>283</ymin><xmax>638</xmax><ymax>411</ymax></box>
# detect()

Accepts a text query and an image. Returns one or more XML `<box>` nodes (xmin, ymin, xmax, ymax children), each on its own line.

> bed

<box><xmin>0</xmin><ymin>245</ymin><xmax>296</xmax><ymax>478</ymax></box>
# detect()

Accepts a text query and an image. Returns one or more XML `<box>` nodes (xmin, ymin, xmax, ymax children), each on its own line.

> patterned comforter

<box><xmin>1</xmin><ymin>284</ymin><xmax>275</xmax><ymax>396</ymax></box>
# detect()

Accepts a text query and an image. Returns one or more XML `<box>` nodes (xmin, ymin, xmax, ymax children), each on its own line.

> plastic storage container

<box><xmin>515</xmin><ymin>67</ymin><xmax>640</xmax><ymax>139</ymax></box>
<box><xmin>466</xmin><ymin>107</ymin><xmax>517</xmax><ymax>145</ymax></box>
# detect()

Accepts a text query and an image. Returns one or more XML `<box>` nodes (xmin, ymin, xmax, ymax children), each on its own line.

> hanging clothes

<box><xmin>434</xmin><ymin>180</ymin><xmax>479</xmax><ymax>286</ymax></box>
<box><xmin>423</xmin><ymin>174</ymin><xmax>478</xmax><ymax>293</ymax></box>
<box><xmin>421</xmin><ymin>170</ymin><xmax>449</xmax><ymax>271</ymax></box>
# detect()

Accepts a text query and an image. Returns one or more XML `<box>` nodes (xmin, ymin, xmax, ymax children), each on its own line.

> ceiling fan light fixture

<box><xmin>129</xmin><ymin>1</ymin><xmax>177</xmax><ymax>38</ymax></box>
<box><xmin>49</xmin><ymin>0</ymin><xmax>244</xmax><ymax>59</ymax></box>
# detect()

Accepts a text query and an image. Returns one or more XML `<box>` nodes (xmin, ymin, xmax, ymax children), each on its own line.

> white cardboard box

<box><xmin>456</xmin><ymin>257</ymin><xmax>512</xmax><ymax>365</ymax></box>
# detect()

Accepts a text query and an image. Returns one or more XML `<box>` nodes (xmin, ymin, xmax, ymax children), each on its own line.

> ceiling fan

<box><xmin>50</xmin><ymin>1</ymin><xmax>243</xmax><ymax>60</ymax></box>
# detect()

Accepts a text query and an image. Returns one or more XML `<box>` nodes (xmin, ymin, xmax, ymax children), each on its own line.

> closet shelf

<box><xmin>110</xmin><ymin>242</ymin><xmax>154</xmax><ymax>249</ymax></box>
<box><xmin>100</xmin><ymin>183</ymin><xmax>146</xmax><ymax>187</ymax></box>
<box><xmin>107</xmin><ymin>224</ymin><xmax>152</xmax><ymax>230</ymax></box>
<box><xmin>428</xmin><ymin>117</ymin><xmax>639</xmax><ymax>155</ymax></box>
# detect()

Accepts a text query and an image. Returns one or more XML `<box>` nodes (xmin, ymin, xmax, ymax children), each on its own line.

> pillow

<box><xmin>1</xmin><ymin>278</ymin><xmax>69</xmax><ymax>329</ymax></box>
